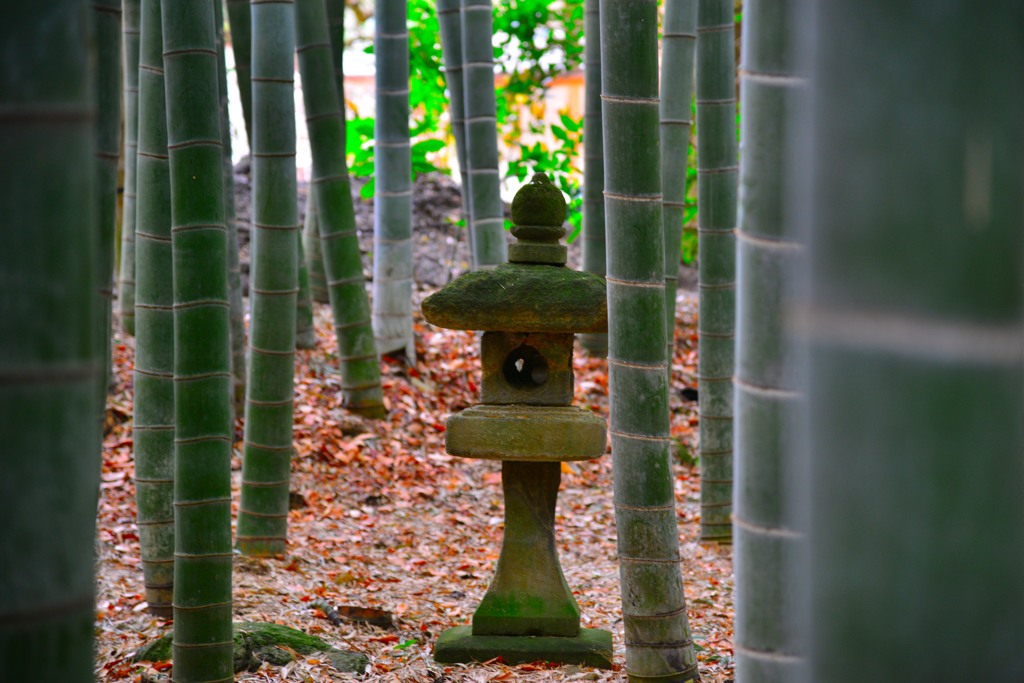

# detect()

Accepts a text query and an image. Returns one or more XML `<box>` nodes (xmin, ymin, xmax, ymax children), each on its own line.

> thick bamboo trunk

<box><xmin>0</xmin><ymin>4</ymin><xmax>101</xmax><ymax>680</ymax></box>
<box><xmin>162</xmin><ymin>0</ymin><xmax>234</xmax><ymax>679</ymax></box>
<box><xmin>215</xmin><ymin>0</ymin><xmax>247</xmax><ymax>420</ymax></box>
<box><xmin>94</xmin><ymin>0</ymin><xmax>123</xmax><ymax>390</ymax></box>
<box><xmin>295</xmin><ymin>0</ymin><xmax>385</xmax><ymax>418</ymax></box>
<box><xmin>695</xmin><ymin>0</ymin><xmax>737</xmax><ymax>543</ymax></box>
<box><xmin>133</xmin><ymin>0</ymin><xmax>175</xmax><ymax>618</ymax></box>
<box><xmin>372</xmin><ymin>0</ymin><xmax>415</xmax><ymax>361</ymax></box>
<box><xmin>325</xmin><ymin>0</ymin><xmax>346</xmax><ymax>107</ymax></box>
<box><xmin>460</xmin><ymin>0</ymin><xmax>507</xmax><ymax>269</ymax></box>
<box><xmin>436</xmin><ymin>0</ymin><xmax>472</xmax><ymax>252</ymax></box>
<box><xmin>119</xmin><ymin>0</ymin><xmax>142</xmax><ymax>336</ymax></box>
<box><xmin>800</xmin><ymin>2</ymin><xmax>1024</xmax><ymax>682</ymax></box>
<box><xmin>578</xmin><ymin>0</ymin><xmax>606</xmax><ymax>357</ymax></box>
<box><xmin>225</xmin><ymin>0</ymin><xmax>254</xmax><ymax>147</ymax></box>
<box><xmin>600</xmin><ymin>0</ymin><xmax>700</xmax><ymax>680</ymax></box>
<box><xmin>660</xmin><ymin>0</ymin><xmax>697</xmax><ymax>368</ymax></box>
<box><xmin>733</xmin><ymin>0</ymin><xmax>806</xmax><ymax>680</ymax></box>
<box><xmin>237</xmin><ymin>0</ymin><xmax>299</xmax><ymax>558</ymax></box>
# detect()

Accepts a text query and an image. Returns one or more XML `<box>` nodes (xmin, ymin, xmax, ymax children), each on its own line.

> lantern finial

<box><xmin>508</xmin><ymin>172</ymin><xmax>568</xmax><ymax>265</ymax></box>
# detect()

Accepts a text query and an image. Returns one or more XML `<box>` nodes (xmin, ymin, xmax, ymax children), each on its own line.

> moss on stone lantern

<box><xmin>423</xmin><ymin>173</ymin><xmax>612</xmax><ymax>669</ymax></box>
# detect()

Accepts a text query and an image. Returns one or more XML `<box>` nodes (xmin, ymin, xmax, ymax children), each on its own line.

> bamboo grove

<box><xmin>3</xmin><ymin>2</ymin><xmax>1023</xmax><ymax>683</ymax></box>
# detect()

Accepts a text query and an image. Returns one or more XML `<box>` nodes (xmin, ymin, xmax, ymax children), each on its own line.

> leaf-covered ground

<box><xmin>96</xmin><ymin>292</ymin><xmax>734</xmax><ymax>682</ymax></box>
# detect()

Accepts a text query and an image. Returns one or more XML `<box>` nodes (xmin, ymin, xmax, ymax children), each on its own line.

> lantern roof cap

<box><xmin>422</xmin><ymin>262</ymin><xmax>607</xmax><ymax>333</ymax></box>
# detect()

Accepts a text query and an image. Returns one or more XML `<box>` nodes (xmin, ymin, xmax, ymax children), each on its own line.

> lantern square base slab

<box><xmin>434</xmin><ymin>626</ymin><xmax>613</xmax><ymax>669</ymax></box>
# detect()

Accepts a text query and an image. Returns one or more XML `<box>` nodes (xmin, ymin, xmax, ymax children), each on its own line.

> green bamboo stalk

<box><xmin>119</xmin><ymin>0</ymin><xmax>142</xmax><ymax>336</ymax></box>
<box><xmin>133</xmin><ymin>0</ymin><xmax>175</xmax><ymax>618</ymax></box>
<box><xmin>223</xmin><ymin>0</ymin><xmax>254</xmax><ymax>408</ymax></box>
<box><xmin>733</xmin><ymin>0</ymin><xmax>805</xmax><ymax>679</ymax></box>
<box><xmin>325</xmin><ymin>0</ymin><xmax>346</xmax><ymax>105</ymax></box>
<box><xmin>660</xmin><ymin>0</ymin><xmax>697</xmax><ymax>367</ymax></box>
<box><xmin>95</xmin><ymin>0</ymin><xmax>123</xmax><ymax>389</ymax></box>
<box><xmin>237</xmin><ymin>0</ymin><xmax>299</xmax><ymax>558</ymax></box>
<box><xmin>162</xmin><ymin>0</ymin><xmax>234</xmax><ymax>679</ymax></box>
<box><xmin>302</xmin><ymin>199</ymin><xmax>329</xmax><ymax>303</ymax></box>
<box><xmin>695</xmin><ymin>0</ymin><xmax>737</xmax><ymax>543</ymax></box>
<box><xmin>436</xmin><ymin>0</ymin><xmax>473</xmax><ymax>252</ymax></box>
<box><xmin>324</xmin><ymin>0</ymin><xmax>381</xmax><ymax>347</ymax></box>
<box><xmin>601</xmin><ymin>0</ymin><xmax>700</xmax><ymax>680</ymax></box>
<box><xmin>0</xmin><ymin>4</ymin><xmax>100</xmax><ymax>680</ymax></box>
<box><xmin>578</xmin><ymin>0</ymin><xmax>606</xmax><ymax>357</ymax></box>
<box><xmin>225</xmin><ymin>0</ymin><xmax>254</xmax><ymax>147</ymax></box>
<box><xmin>801</xmin><ymin>3</ymin><xmax>1024</xmax><ymax>682</ymax></box>
<box><xmin>323</xmin><ymin>0</ymin><xmax>363</xmax><ymax>314</ymax></box>
<box><xmin>461</xmin><ymin>0</ymin><xmax>507</xmax><ymax>269</ymax></box>
<box><xmin>215</xmin><ymin>0</ymin><xmax>248</xmax><ymax>420</ymax></box>
<box><xmin>372</xmin><ymin>0</ymin><xmax>415</xmax><ymax>361</ymax></box>
<box><xmin>295</xmin><ymin>0</ymin><xmax>386</xmax><ymax>418</ymax></box>
<box><xmin>295</xmin><ymin>222</ymin><xmax>317</xmax><ymax>349</ymax></box>
<box><xmin>307</xmin><ymin>0</ymin><xmax>344</xmax><ymax>309</ymax></box>
<box><xmin>301</xmin><ymin>0</ymin><xmax>345</xmax><ymax>312</ymax></box>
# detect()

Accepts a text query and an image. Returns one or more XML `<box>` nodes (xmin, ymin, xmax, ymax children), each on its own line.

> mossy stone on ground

<box><xmin>434</xmin><ymin>625</ymin><xmax>613</xmax><ymax>669</ymax></box>
<box><xmin>134</xmin><ymin>621</ymin><xmax>368</xmax><ymax>674</ymax></box>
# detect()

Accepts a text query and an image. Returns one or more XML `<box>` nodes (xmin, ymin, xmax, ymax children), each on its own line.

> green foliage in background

<box><xmin>681</xmin><ymin>104</ymin><xmax>699</xmax><ymax>264</ymax></box>
<box><xmin>347</xmin><ymin>0</ymin><xmax>587</xmax><ymax>209</ymax></box>
<box><xmin>348</xmin><ymin>0</ymin><xmax>448</xmax><ymax>197</ymax></box>
<box><xmin>342</xmin><ymin>0</ymin><xmax>707</xmax><ymax>261</ymax></box>
<box><xmin>348</xmin><ymin>115</ymin><xmax>447</xmax><ymax>198</ymax></box>
<box><xmin>493</xmin><ymin>0</ymin><xmax>584</xmax><ymax>123</ymax></box>
<box><xmin>407</xmin><ymin>0</ymin><xmax>447</xmax><ymax>137</ymax></box>
<box><xmin>497</xmin><ymin>0</ymin><xmax>585</xmax><ymax>81</ymax></box>
<box><xmin>506</xmin><ymin>111</ymin><xmax>584</xmax><ymax>240</ymax></box>
<box><xmin>494</xmin><ymin>0</ymin><xmax>585</xmax><ymax>237</ymax></box>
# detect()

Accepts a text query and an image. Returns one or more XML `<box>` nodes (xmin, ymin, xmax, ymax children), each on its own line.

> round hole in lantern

<box><xmin>503</xmin><ymin>345</ymin><xmax>549</xmax><ymax>388</ymax></box>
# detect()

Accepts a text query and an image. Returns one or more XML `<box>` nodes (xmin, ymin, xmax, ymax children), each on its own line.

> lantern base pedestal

<box><xmin>433</xmin><ymin>626</ymin><xmax>613</xmax><ymax>669</ymax></box>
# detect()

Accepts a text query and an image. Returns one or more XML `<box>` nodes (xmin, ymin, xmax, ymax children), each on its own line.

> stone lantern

<box><xmin>422</xmin><ymin>173</ymin><xmax>612</xmax><ymax>668</ymax></box>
